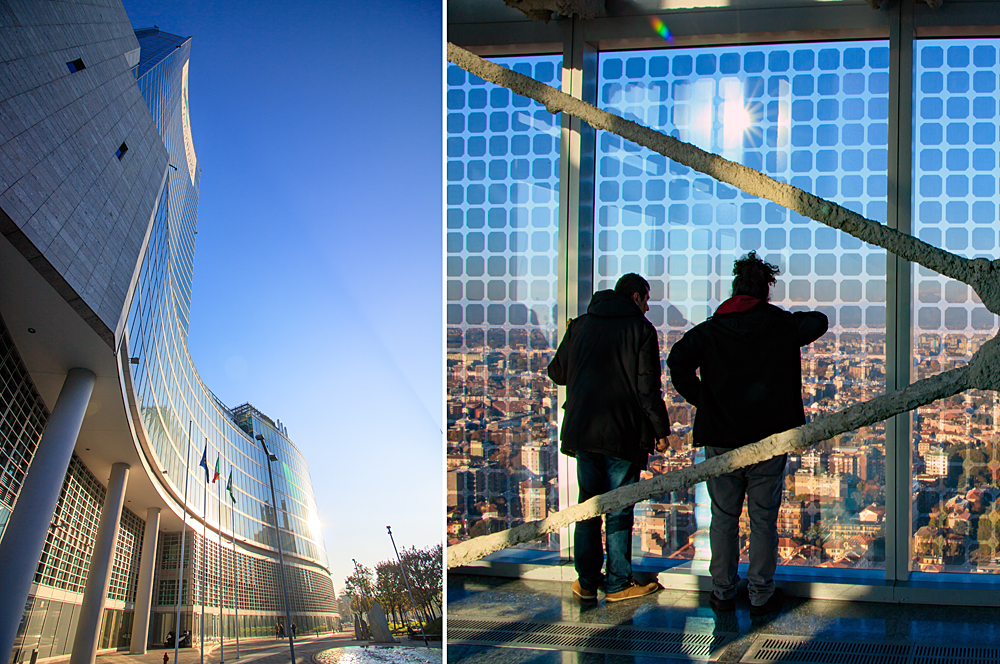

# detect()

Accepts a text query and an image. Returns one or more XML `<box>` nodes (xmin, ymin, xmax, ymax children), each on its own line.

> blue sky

<box><xmin>121</xmin><ymin>0</ymin><xmax>443</xmax><ymax>593</ymax></box>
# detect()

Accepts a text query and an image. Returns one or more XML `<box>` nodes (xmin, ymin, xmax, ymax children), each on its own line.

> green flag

<box><xmin>226</xmin><ymin>469</ymin><xmax>236</xmax><ymax>504</ymax></box>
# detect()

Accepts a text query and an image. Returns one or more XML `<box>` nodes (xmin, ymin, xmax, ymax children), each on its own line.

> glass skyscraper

<box><xmin>0</xmin><ymin>6</ymin><xmax>336</xmax><ymax>660</ymax></box>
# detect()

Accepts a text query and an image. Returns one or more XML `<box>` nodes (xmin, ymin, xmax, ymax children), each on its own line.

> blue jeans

<box><xmin>574</xmin><ymin>451</ymin><xmax>641</xmax><ymax>594</ymax></box>
<box><xmin>704</xmin><ymin>446</ymin><xmax>787</xmax><ymax>606</ymax></box>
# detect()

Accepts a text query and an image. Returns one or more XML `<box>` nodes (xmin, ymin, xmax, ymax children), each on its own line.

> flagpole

<box><xmin>218</xmin><ymin>466</ymin><xmax>224</xmax><ymax>664</ymax></box>
<box><xmin>175</xmin><ymin>420</ymin><xmax>193</xmax><ymax>664</ymax></box>
<box><xmin>228</xmin><ymin>467</ymin><xmax>240</xmax><ymax>659</ymax></box>
<box><xmin>201</xmin><ymin>444</ymin><xmax>207</xmax><ymax>664</ymax></box>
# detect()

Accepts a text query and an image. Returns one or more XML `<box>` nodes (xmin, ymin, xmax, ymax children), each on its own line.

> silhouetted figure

<box><xmin>668</xmin><ymin>251</ymin><xmax>828</xmax><ymax>616</ymax></box>
<box><xmin>548</xmin><ymin>273</ymin><xmax>673</xmax><ymax>602</ymax></box>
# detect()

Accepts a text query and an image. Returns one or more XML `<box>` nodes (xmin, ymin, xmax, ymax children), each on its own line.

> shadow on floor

<box><xmin>447</xmin><ymin>573</ymin><xmax>1000</xmax><ymax>663</ymax></box>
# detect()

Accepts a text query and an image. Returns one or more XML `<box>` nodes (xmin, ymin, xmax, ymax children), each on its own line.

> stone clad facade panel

<box><xmin>0</xmin><ymin>0</ymin><xmax>166</xmax><ymax>345</ymax></box>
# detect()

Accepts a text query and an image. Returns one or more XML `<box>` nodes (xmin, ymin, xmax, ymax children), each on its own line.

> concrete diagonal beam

<box><xmin>502</xmin><ymin>0</ymin><xmax>606</xmax><ymax>22</ymax></box>
<box><xmin>444</xmin><ymin>42</ymin><xmax>1000</xmax><ymax>569</ymax></box>
<box><xmin>446</xmin><ymin>43</ymin><xmax>1000</xmax><ymax>316</ymax></box>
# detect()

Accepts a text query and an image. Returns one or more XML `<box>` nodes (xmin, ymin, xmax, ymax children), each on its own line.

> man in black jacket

<box><xmin>548</xmin><ymin>273</ymin><xmax>673</xmax><ymax>602</ymax></box>
<box><xmin>667</xmin><ymin>252</ymin><xmax>827</xmax><ymax>616</ymax></box>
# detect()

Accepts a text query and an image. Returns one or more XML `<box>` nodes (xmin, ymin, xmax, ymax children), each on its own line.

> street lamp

<box><xmin>387</xmin><ymin>526</ymin><xmax>428</xmax><ymax>646</ymax></box>
<box><xmin>255</xmin><ymin>433</ymin><xmax>295</xmax><ymax>664</ymax></box>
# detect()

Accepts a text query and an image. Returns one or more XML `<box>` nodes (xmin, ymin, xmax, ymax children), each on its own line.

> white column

<box><xmin>0</xmin><ymin>368</ymin><xmax>95</xmax><ymax>663</ymax></box>
<box><xmin>130</xmin><ymin>507</ymin><xmax>160</xmax><ymax>654</ymax></box>
<box><xmin>69</xmin><ymin>462</ymin><xmax>130</xmax><ymax>664</ymax></box>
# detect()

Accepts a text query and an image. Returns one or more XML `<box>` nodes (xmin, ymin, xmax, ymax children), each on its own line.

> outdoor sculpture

<box><xmin>366</xmin><ymin>603</ymin><xmax>398</xmax><ymax>643</ymax></box>
<box><xmin>445</xmin><ymin>42</ymin><xmax>1000</xmax><ymax>569</ymax></box>
<box><xmin>353</xmin><ymin>614</ymin><xmax>369</xmax><ymax>641</ymax></box>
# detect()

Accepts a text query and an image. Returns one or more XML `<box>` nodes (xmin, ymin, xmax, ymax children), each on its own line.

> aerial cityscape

<box><xmin>447</xmin><ymin>321</ymin><xmax>1000</xmax><ymax>574</ymax></box>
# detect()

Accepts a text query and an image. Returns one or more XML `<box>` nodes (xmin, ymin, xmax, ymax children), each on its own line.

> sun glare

<box><xmin>723</xmin><ymin>101</ymin><xmax>752</xmax><ymax>134</ymax></box>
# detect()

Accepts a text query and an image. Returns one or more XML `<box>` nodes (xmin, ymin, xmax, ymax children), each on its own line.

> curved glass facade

<box><xmin>1</xmin><ymin>16</ymin><xmax>340</xmax><ymax>657</ymax></box>
<box><xmin>123</xmin><ymin>32</ymin><xmax>329</xmax><ymax>571</ymax></box>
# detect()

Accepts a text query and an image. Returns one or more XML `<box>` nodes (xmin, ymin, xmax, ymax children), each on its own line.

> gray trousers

<box><xmin>704</xmin><ymin>446</ymin><xmax>787</xmax><ymax>606</ymax></box>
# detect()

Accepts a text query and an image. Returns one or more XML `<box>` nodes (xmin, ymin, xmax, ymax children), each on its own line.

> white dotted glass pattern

<box><xmin>446</xmin><ymin>56</ymin><xmax>562</xmax><ymax>551</ymax></box>
<box><xmin>912</xmin><ymin>39</ymin><xmax>1000</xmax><ymax>574</ymax></box>
<box><xmin>597</xmin><ymin>43</ymin><xmax>889</xmax><ymax>571</ymax></box>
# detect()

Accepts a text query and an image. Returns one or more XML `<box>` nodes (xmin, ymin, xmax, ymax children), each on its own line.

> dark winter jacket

<box><xmin>666</xmin><ymin>297</ymin><xmax>828</xmax><ymax>449</ymax></box>
<box><xmin>547</xmin><ymin>290</ymin><xmax>671</xmax><ymax>465</ymax></box>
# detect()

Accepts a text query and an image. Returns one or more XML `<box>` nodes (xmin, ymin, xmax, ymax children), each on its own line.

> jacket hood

<box><xmin>587</xmin><ymin>289</ymin><xmax>644</xmax><ymax>318</ymax></box>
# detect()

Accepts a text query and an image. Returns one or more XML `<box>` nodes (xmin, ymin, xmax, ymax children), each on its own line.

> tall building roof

<box><xmin>133</xmin><ymin>27</ymin><xmax>189</xmax><ymax>77</ymax></box>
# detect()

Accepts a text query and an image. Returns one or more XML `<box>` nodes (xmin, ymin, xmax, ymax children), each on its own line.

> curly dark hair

<box><xmin>731</xmin><ymin>251</ymin><xmax>779</xmax><ymax>301</ymax></box>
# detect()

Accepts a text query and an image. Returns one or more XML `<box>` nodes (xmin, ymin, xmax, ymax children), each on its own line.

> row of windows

<box><xmin>602</xmin><ymin>47</ymin><xmax>890</xmax><ymax>79</ymax></box>
<box><xmin>0</xmin><ymin>316</ymin><xmax>48</xmax><ymax>512</ymax></box>
<box><xmin>35</xmin><ymin>455</ymin><xmax>145</xmax><ymax>600</ymax></box>
<box><xmin>0</xmin><ymin>314</ymin><xmax>147</xmax><ymax>600</ymax></box>
<box><xmin>446</xmin><ymin>36</ymin><xmax>1000</xmax><ymax>577</ymax></box>
<box><xmin>155</xmin><ymin>532</ymin><xmax>335</xmax><ymax>613</ymax></box>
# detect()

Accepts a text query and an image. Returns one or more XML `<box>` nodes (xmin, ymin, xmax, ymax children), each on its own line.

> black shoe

<box><xmin>709</xmin><ymin>592</ymin><xmax>735</xmax><ymax>613</ymax></box>
<box><xmin>749</xmin><ymin>589</ymin><xmax>784</xmax><ymax>617</ymax></box>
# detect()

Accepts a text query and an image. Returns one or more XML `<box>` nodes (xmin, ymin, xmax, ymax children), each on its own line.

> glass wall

<box><xmin>448</xmin><ymin>10</ymin><xmax>1000</xmax><ymax>594</ymax></box>
<box><xmin>446</xmin><ymin>55</ymin><xmax>563</xmax><ymax>550</ymax></box>
<box><xmin>125</xmin><ymin>34</ymin><xmax>330</xmax><ymax>571</ymax></box>
<box><xmin>0</xmin><ymin>313</ymin><xmax>48</xmax><ymax>541</ymax></box>
<box><xmin>912</xmin><ymin>39</ymin><xmax>1000</xmax><ymax>574</ymax></box>
<box><xmin>595</xmin><ymin>42</ymin><xmax>888</xmax><ymax>572</ymax></box>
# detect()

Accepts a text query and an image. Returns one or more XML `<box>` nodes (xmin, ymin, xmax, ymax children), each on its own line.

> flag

<box><xmin>226</xmin><ymin>469</ymin><xmax>236</xmax><ymax>504</ymax></box>
<box><xmin>213</xmin><ymin>457</ymin><xmax>220</xmax><ymax>483</ymax></box>
<box><xmin>199</xmin><ymin>445</ymin><xmax>209</xmax><ymax>482</ymax></box>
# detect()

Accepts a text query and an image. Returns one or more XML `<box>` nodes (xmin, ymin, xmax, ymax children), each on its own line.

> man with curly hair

<box><xmin>667</xmin><ymin>252</ymin><xmax>828</xmax><ymax>616</ymax></box>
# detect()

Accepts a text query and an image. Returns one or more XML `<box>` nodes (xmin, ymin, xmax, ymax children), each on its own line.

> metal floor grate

<box><xmin>448</xmin><ymin>618</ymin><xmax>736</xmax><ymax>660</ymax></box>
<box><xmin>742</xmin><ymin>636</ymin><xmax>1000</xmax><ymax>664</ymax></box>
<box><xmin>742</xmin><ymin>636</ymin><xmax>910</xmax><ymax>664</ymax></box>
<box><xmin>911</xmin><ymin>644</ymin><xmax>1000</xmax><ymax>664</ymax></box>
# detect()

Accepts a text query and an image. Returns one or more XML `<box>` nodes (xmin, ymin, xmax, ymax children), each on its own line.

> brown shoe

<box><xmin>605</xmin><ymin>581</ymin><xmax>659</xmax><ymax>602</ymax></box>
<box><xmin>572</xmin><ymin>579</ymin><xmax>597</xmax><ymax>600</ymax></box>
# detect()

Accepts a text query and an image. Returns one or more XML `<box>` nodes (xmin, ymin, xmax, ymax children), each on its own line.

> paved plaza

<box><xmin>81</xmin><ymin>633</ymin><xmax>440</xmax><ymax>664</ymax></box>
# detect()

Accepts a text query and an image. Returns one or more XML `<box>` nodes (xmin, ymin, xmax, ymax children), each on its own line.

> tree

<box><xmin>400</xmin><ymin>543</ymin><xmax>443</xmax><ymax>622</ymax></box>
<box><xmin>344</xmin><ymin>560</ymin><xmax>375</xmax><ymax>613</ymax></box>
<box><xmin>375</xmin><ymin>560</ymin><xmax>408</xmax><ymax>627</ymax></box>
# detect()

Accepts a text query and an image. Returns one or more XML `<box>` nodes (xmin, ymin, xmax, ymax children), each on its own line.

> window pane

<box><xmin>912</xmin><ymin>39</ymin><xmax>1000</xmax><ymax>574</ymax></box>
<box><xmin>446</xmin><ymin>56</ymin><xmax>562</xmax><ymax>551</ymax></box>
<box><xmin>597</xmin><ymin>43</ymin><xmax>888</xmax><ymax>572</ymax></box>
